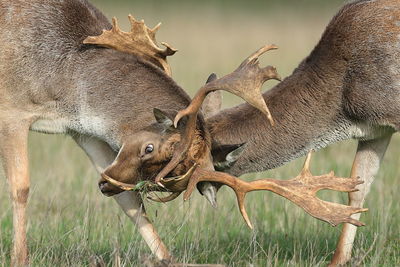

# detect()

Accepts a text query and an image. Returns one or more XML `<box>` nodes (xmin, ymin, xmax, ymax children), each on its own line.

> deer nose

<box><xmin>98</xmin><ymin>180</ymin><xmax>122</xmax><ymax>196</ymax></box>
<box><xmin>98</xmin><ymin>180</ymin><xmax>108</xmax><ymax>192</ymax></box>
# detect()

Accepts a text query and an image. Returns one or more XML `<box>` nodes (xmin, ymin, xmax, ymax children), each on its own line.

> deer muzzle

<box><xmin>98</xmin><ymin>175</ymin><xmax>124</xmax><ymax>196</ymax></box>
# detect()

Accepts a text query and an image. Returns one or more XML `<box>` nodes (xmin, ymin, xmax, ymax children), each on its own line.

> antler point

<box><xmin>111</xmin><ymin>17</ymin><xmax>118</xmax><ymax>27</ymax></box>
<box><xmin>301</xmin><ymin>150</ymin><xmax>313</xmax><ymax>174</ymax></box>
<box><xmin>156</xmin><ymin>182</ymin><xmax>165</xmax><ymax>188</ymax></box>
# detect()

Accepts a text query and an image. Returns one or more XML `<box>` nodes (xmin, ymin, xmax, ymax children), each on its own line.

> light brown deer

<box><xmin>0</xmin><ymin>0</ymin><xmax>301</xmax><ymax>265</ymax></box>
<box><xmin>0</xmin><ymin>0</ymin><xmax>220</xmax><ymax>265</ymax></box>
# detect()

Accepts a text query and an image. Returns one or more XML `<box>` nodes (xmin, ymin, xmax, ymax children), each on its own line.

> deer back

<box><xmin>0</xmin><ymin>0</ymin><xmax>195</xmax><ymax>148</ymax></box>
<box><xmin>207</xmin><ymin>0</ymin><xmax>400</xmax><ymax>176</ymax></box>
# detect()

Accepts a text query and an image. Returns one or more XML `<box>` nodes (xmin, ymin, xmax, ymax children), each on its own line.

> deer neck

<box><xmin>61</xmin><ymin>51</ymin><xmax>191</xmax><ymax>150</ymax></box>
<box><xmin>208</xmin><ymin>60</ymin><xmax>354</xmax><ymax>175</ymax></box>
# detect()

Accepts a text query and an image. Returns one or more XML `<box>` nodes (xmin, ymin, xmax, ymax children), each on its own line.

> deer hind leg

<box><xmin>330</xmin><ymin>134</ymin><xmax>392</xmax><ymax>266</ymax></box>
<box><xmin>0</xmin><ymin>121</ymin><xmax>30</xmax><ymax>266</ymax></box>
<box><xmin>73</xmin><ymin>135</ymin><xmax>171</xmax><ymax>261</ymax></box>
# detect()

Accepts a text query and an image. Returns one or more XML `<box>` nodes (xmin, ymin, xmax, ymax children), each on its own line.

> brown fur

<box><xmin>207</xmin><ymin>0</ymin><xmax>400</xmax><ymax>265</ymax></box>
<box><xmin>209</xmin><ymin>0</ymin><xmax>400</xmax><ymax>174</ymax></box>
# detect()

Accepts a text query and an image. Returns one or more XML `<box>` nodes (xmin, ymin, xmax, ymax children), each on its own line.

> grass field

<box><xmin>1</xmin><ymin>1</ymin><xmax>399</xmax><ymax>266</ymax></box>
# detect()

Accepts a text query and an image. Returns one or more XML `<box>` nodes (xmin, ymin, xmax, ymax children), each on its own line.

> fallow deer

<box><xmin>202</xmin><ymin>0</ymin><xmax>400</xmax><ymax>265</ymax></box>
<box><xmin>0</xmin><ymin>0</ymin><xmax>373</xmax><ymax>266</ymax></box>
<box><xmin>0</xmin><ymin>0</ymin><xmax>219</xmax><ymax>265</ymax></box>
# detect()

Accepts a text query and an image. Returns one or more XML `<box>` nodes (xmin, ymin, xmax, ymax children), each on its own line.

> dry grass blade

<box><xmin>147</xmin><ymin>192</ymin><xmax>182</xmax><ymax>203</ymax></box>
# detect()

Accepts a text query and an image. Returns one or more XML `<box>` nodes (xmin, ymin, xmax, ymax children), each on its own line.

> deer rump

<box><xmin>90</xmin><ymin>16</ymin><xmax>367</xmax><ymax>229</ymax></box>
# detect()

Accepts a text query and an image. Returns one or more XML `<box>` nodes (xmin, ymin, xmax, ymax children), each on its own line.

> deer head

<box><xmin>98</xmin><ymin>108</ymin><xmax>214</xmax><ymax>197</ymax></box>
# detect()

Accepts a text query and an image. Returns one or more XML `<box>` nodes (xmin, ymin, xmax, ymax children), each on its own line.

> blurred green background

<box><xmin>1</xmin><ymin>0</ymin><xmax>399</xmax><ymax>266</ymax></box>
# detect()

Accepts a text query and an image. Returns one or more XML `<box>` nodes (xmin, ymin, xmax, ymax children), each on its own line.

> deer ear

<box><xmin>212</xmin><ymin>143</ymin><xmax>245</xmax><ymax>171</ymax></box>
<box><xmin>202</xmin><ymin>73</ymin><xmax>222</xmax><ymax>118</ymax></box>
<box><xmin>153</xmin><ymin>108</ymin><xmax>173</xmax><ymax>128</ymax></box>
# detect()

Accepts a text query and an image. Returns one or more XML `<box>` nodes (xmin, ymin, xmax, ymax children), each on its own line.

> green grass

<box><xmin>1</xmin><ymin>1</ymin><xmax>399</xmax><ymax>266</ymax></box>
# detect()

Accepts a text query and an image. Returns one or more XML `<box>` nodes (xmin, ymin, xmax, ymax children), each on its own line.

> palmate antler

<box><xmin>181</xmin><ymin>151</ymin><xmax>367</xmax><ymax>228</ymax></box>
<box><xmin>84</xmin><ymin>15</ymin><xmax>177</xmax><ymax>76</ymax></box>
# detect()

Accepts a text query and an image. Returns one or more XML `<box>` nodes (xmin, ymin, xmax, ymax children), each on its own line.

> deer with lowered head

<box><xmin>0</xmin><ymin>0</ymin><xmax>372</xmax><ymax>266</ymax></box>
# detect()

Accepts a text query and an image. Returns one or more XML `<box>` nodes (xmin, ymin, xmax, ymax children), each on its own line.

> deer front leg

<box><xmin>113</xmin><ymin>191</ymin><xmax>172</xmax><ymax>260</ymax></box>
<box><xmin>73</xmin><ymin>135</ymin><xmax>171</xmax><ymax>261</ymax></box>
<box><xmin>330</xmin><ymin>135</ymin><xmax>392</xmax><ymax>266</ymax></box>
<box><xmin>0</xmin><ymin>122</ymin><xmax>30</xmax><ymax>266</ymax></box>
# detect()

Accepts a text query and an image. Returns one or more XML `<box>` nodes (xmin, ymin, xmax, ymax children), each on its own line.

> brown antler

<box><xmin>174</xmin><ymin>45</ymin><xmax>280</xmax><ymax>127</ymax></box>
<box><xmin>181</xmin><ymin>151</ymin><xmax>367</xmax><ymax>229</ymax></box>
<box><xmin>154</xmin><ymin>45</ymin><xmax>281</xmax><ymax>185</ymax></box>
<box><xmin>83</xmin><ymin>15</ymin><xmax>177</xmax><ymax>76</ymax></box>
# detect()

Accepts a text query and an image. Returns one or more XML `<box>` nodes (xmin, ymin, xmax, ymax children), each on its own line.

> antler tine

<box><xmin>161</xmin><ymin>42</ymin><xmax>178</xmax><ymax>56</ymax></box>
<box><xmin>300</xmin><ymin>149</ymin><xmax>313</xmax><ymax>176</ymax></box>
<box><xmin>101</xmin><ymin>173</ymin><xmax>137</xmax><ymax>191</ymax></box>
<box><xmin>147</xmin><ymin>192</ymin><xmax>182</xmax><ymax>203</ymax></box>
<box><xmin>240</xmin><ymin>44</ymin><xmax>278</xmax><ymax>67</ymax></box>
<box><xmin>181</xmin><ymin>151</ymin><xmax>367</xmax><ymax>228</ymax></box>
<box><xmin>111</xmin><ymin>17</ymin><xmax>120</xmax><ymax>32</ymax></box>
<box><xmin>83</xmin><ymin>15</ymin><xmax>177</xmax><ymax>76</ymax></box>
<box><xmin>150</xmin><ymin>22</ymin><xmax>161</xmax><ymax>35</ymax></box>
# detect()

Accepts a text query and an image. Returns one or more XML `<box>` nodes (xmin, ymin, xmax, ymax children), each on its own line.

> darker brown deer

<box><xmin>203</xmin><ymin>0</ymin><xmax>400</xmax><ymax>265</ymax></box>
<box><xmin>101</xmin><ymin>47</ymin><xmax>366</xmax><ymax>266</ymax></box>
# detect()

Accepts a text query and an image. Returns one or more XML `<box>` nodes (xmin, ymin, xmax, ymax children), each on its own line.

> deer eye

<box><xmin>145</xmin><ymin>144</ymin><xmax>154</xmax><ymax>154</ymax></box>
